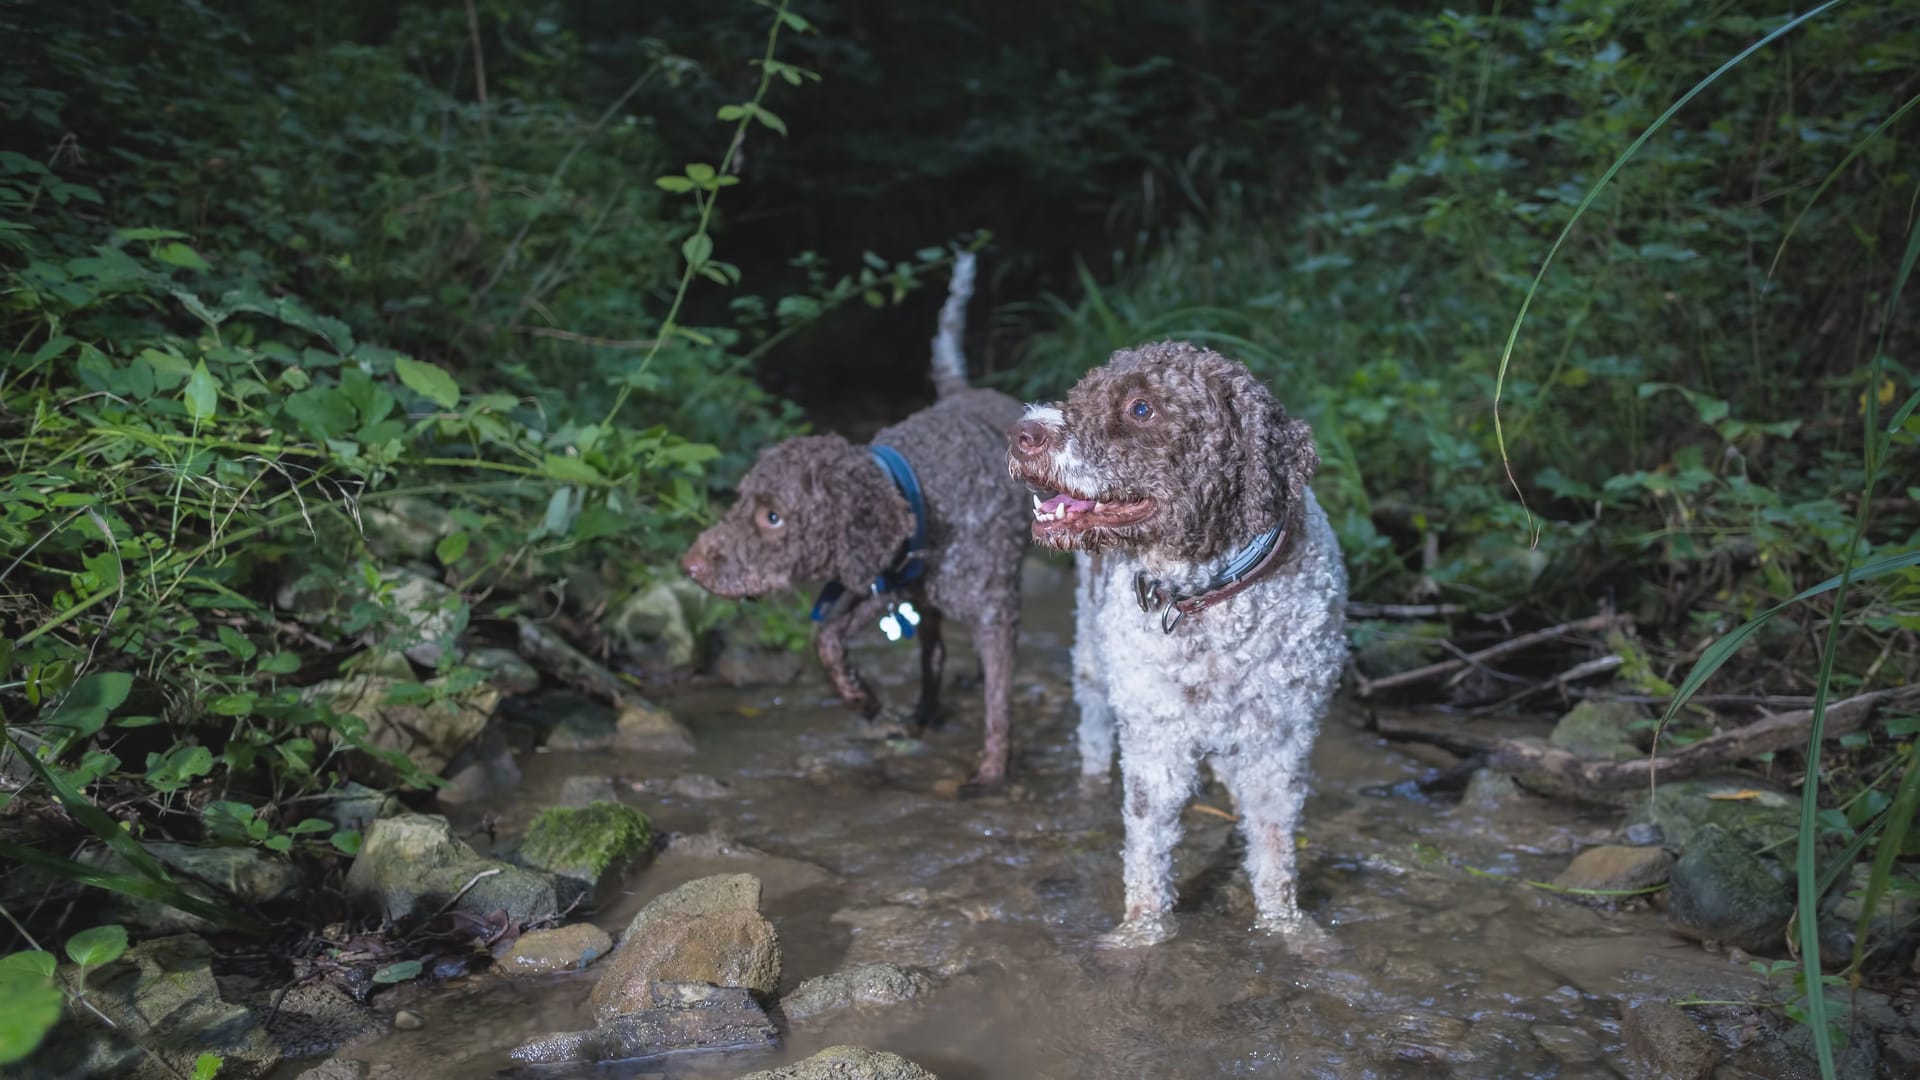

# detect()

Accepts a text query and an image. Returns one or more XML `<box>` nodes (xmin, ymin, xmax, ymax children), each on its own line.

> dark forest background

<box><xmin>2</xmin><ymin>0</ymin><xmax>1918</xmax><ymax>1065</ymax></box>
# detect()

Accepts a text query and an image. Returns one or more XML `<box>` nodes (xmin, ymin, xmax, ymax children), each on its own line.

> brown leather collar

<box><xmin>1133</xmin><ymin>509</ymin><xmax>1297</xmax><ymax>634</ymax></box>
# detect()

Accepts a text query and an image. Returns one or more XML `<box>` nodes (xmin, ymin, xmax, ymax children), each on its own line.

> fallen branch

<box><xmin>1355</xmin><ymin>612</ymin><xmax>1631</xmax><ymax>697</ymax></box>
<box><xmin>1370</xmin><ymin>686</ymin><xmax>1920</xmax><ymax>803</ymax></box>
<box><xmin>1347</xmin><ymin>601</ymin><xmax>1467</xmax><ymax>619</ymax></box>
<box><xmin>1476</xmin><ymin>654</ymin><xmax>1623</xmax><ymax>712</ymax></box>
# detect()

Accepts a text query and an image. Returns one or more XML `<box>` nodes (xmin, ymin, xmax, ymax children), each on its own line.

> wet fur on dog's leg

<box><xmin>912</xmin><ymin>603</ymin><xmax>946</xmax><ymax>730</ymax></box>
<box><xmin>814</xmin><ymin>592</ymin><xmax>894</xmax><ymax>719</ymax></box>
<box><xmin>964</xmin><ymin>609</ymin><xmax>1017</xmax><ymax>786</ymax></box>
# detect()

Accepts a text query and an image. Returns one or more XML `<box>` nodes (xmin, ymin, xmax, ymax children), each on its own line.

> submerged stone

<box><xmin>736</xmin><ymin>1045</ymin><xmax>940</xmax><ymax>1080</ymax></box>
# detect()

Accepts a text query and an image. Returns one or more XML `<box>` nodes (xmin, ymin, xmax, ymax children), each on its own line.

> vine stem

<box><xmin>600</xmin><ymin>0</ymin><xmax>794</xmax><ymax>431</ymax></box>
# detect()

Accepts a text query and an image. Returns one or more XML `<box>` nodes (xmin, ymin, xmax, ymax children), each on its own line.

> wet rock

<box><xmin>392</xmin><ymin>1010</ymin><xmax>424</xmax><ymax>1031</ymax></box>
<box><xmin>437</xmin><ymin>720</ymin><xmax>522</xmax><ymax>806</ymax></box>
<box><xmin>604</xmin><ymin>580</ymin><xmax>699</xmax><ymax>671</ymax></box>
<box><xmin>466</xmin><ymin>646</ymin><xmax>540</xmax><ymax>695</ymax></box>
<box><xmin>381</xmin><ymin>570</ymin><xmax>464</xmax><ymax>666</ymax></box>
<box><xmin>1881</xmin><ymin>1033</ymin><xmax>1920</xmax><ymax>1076</ymax></box>
<box><xmin>617</xmin><ymin>702</ymin><xmax>696</xmax><ymax>753</ymax></box>
<box><xmin>831</xmin><ymin>904</ymin><xmax>979</xmax><ymax>977</ymax></box>
<box><xmin>1779</xmin><ymin>1020</ymin><xmax>1880</xmax><ymax>1080</ymax></box>
<box><xmin>1549</xmin><ymin>700</ymin><xmax>1647</xmax><ymax>761</ymax></box>
<box><xmin>736</xmin><ymin>1045</ymin><xmax>940</xmax><ymax>1080</ymax></box>
<box><xmin>712</xmin><ymin>641</ymin><xmax>807</xmax><ymax>686</ymax></box>
<box><xmin>516</xmin><ymin>619</ymin><xmax>658</xmax><ymax>716</ymax></box>
<box><xmin>1459</xmin><ymin>768</ymin><xmax>1521</xmax><ymax>809</ymax></box>
<box><xmin>318</xmin><ymin>781</ymin><xmax>401</xmax><ymax>834</ymax></box>
<box><xmin>360</xmin><ymin>497</ymin><xmax>454</xmax><ymax>562</ymax></box>
<box><xmin>295</xmin><ymin>1059</ymin><xmax>369</xmax><ymax>1080</ymax></box>
<box><xmin>1629</xmin><ymin>778</ymin><xmax>1800</xmax><ymax>853</ymax></box>
<box><xmin>244</xmin><ymin>978</ymin><xmax>385</xmax><ymax>1059</ymax></box>
<box><xmin>1532</xmin><ymin>1024</ymin><xmax>1601</xmax><ymax>1064</ymax></box>
<box><xmin>1381</xmin><ymin>1009</ymin><xmax>1473</xmax><ymax>1065</ymax></box>
<box><xmin>500</xmin><ymin>923</ymin><xmax>615</xmax><ymax>976</ymax></box>
<box><xmin>304</xmin><ymin>674</ymin><xmax>498</xmax><ymax>782</ymax></box>
<box><xmin>559</xmin><ymin>774</ymin><xmax>627</xmax><ymax>807</ymax></box>
<box><xmin>590</xmin><ymin>874</ymin><xmax>780</xmax><ymax>1020</ymax></box>
<box><xmin>1667</xmin><ymin>824</ymin><xmax>1792</xmax><ymax>952</ymax></box>
<box><xmin>22</xmin><ymin>934</ymin><xmax>279</xmax><ymax>1079</ymax></box>
<box><xmin>1552</xmin><ymin>845</ymin><xmax>1674</xmax><ymax>897</ymax></box>
<box><xmin>86</xmin><ymin>841</ymin><xmax>301</xmax><ymax>932</ymax></box>
<box><xmin>344</xmin><ymin>814</ymin><xmax>556</xmax><ymax>923</ymax></box>
<box><xmin>510</xmin><ymin>983</ymin><xmax>775</xmax><ymax>1064</ymax></box>
<box><xmin>781</xmin><ymin>963</ymin><xmax>935</xmax><ymax>1021</ymax></box>
<box><xmin>1826</xmin><ymin>861</ymin><xmax>1920</xmax><ymax>967</ymax></box>
<box><xmin>665</xmin><ymin>773</ymin><xmax>733</xmax><ymax>799</ymax></box>
<box><xmin>515</xmin><ymin>801</ymin><xmax>651</xmax><ymax>908</ymax></box>
<box><xmin>660</xmin><ymin>830</ymin><xmax>838</xmax><ymax>895</ymax></box>
<box><xmin>1619</xmin><ymin>999</ymin><xmax>1718</xmax><ymax>1080</ymax></box>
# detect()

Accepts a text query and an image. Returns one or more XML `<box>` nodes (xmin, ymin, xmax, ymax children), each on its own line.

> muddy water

<box><xmin>351</xmin><ymin>558</ymin><xmax>1759</xmax><ymax>1079</ymax></box>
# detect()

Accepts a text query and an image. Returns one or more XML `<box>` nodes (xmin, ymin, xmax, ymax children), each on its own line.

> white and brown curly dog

<box><xmin>1009</xmin><ymin>340</ymin><xmax>1348</xmax><ymax>947</ymax></box>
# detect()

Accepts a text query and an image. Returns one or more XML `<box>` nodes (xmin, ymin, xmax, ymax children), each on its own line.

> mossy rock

<box><xmin>1548</xmin><ymin>700</ymin><xmax>1647</xmax><ymax>762</ymax></box>
<box><xmin>518</xmin><ymin>801</ymin><xmax>652</xmax><ymax>904</ymax></box>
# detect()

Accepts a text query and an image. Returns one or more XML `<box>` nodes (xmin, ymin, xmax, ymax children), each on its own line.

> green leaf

<box><xmin>215</xmin><ymin>625</ymin><xmax>256</xmax><ymax>661</ymax></box>
<box><xmin>681</xmin><ymin>233</ymin><xmax>713</xmax><ymax>269</ymax></box>
<box><xmin>330</xmin><ymin>830</ymin><xmax>362</xmax><ymax>856</ymax></box>
<box><xmin>64</xmin><ymin>923</ymin><xmax>128</xmax><ymax>968</ymax></box>
<box><xmin>749</xmin><ymin>104</ymin><xmax>788</xmax><ymax>137</ymax></box>
<box><xmin>287</xmin><ymin>818</ymin><xmax>333</xmax><ymax>836</ymax></box>
<box><xmin>685</xmin><ymin>163</ymin><xmax>716</xmax><ymax>183</ymax></box>
<box><xmin>184</xmin><ymin>361</ymin><xmax>219</xmax><ymax>421</ymax></box>
<box><xmin>776</xmin><ymin>8</ymin><xmax>813</xmax><ymax>31</ymax></box>
<box><xmin>372</xmin><ymin>959</ymin><xmax>423</xmax><ymax>984</ymax></box>
<box><xmin>654</xmin><ymin>175</ymin><xmax>695</xmax><ymax>193</ymax></box>
<box><xmin>263</xmin><ymin>835</ymin><xmax>292</xmax><ymax>853</ymax></box>
<box><xmin>0</xmin><ymin>952</ymin><xmax>56</xmax><ymax>977</ymax></box>
<box><xmin>435</xmin><ymin>532</ymin><xmax>470</xmax><ymax>565</ymax></box>
<box><xmin>193</xmin><ymin>1052</ymin><xmax>223</xmax><ymax>1080</ymax></box>
<box><xmin>395</xmin><ymin>357</ymin><xmax>460</xmax><ymax>410</ymax></box>
<box><xmin>43</xmin><ymin>672</ymin><xmax>132</xmax><ymax>738</ymax></box>
<box><xmin>716</xmin><ymin>104</ymin><xmax>749</xmax><ymax>122</ymax></box>
<box><xmin>257</xmin><ymin>652</ymin><xmax>300</xmax><ymax>676</ymax></box>
<box><xmin>0</xmin><ymin>967</ymin><xmax>63</xmax><ymax>1066</ymax></box>
<box><xmin>154</xmin><ymin>242</ymin><xmax>211</xmax><ymax>271</ymax></box>
<box><xmin>283</xmin><ymin>387</ymin><xmax>357</xmax><ymax>438</ymax></box>
<box><xmin>542</xmin><ymin>455</ymin><xmax>604</xmax><ymax>484</ymax></box>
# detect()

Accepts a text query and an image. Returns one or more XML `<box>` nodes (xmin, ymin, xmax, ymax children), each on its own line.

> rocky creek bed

<box><xmin>24</xmin><ymin>559</ymin><xmax>1919</xmax><ymax>1079</ymax></box>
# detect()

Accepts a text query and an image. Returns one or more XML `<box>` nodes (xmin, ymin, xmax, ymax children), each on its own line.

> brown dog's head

<box><xmin>1006</xmin><ymin>341</ymin><xmax>1317</xmax><ymax>562</ymax></box>
<box><xmin>681</xmin><ymin>435</ymin><xmax>913</xmax><ymax>598</ymax></box>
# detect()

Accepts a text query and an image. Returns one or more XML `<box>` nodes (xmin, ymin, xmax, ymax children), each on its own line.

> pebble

<box><xmin>393</xmin><ymin>1009</ymin><xmax>425</xmax><ymax>1031</ymax></box>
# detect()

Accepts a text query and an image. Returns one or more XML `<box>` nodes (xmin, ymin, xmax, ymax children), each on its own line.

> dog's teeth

<box><xmin>1033</xmin><ymin>494</ymin><xmax>1042</xmax><ymax>513</ymax></box>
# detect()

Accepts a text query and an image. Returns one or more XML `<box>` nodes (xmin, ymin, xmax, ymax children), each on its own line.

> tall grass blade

<box><xmin>1791</xmin><ymin>161</ymin><xmax>1920</xmax><ymax>1080</ymax></box>
<box><xmin>1490</xmin><ymin>1</ymin><xmax>1846</xmax><ymax>538</ymax></box>
<box><xmin>0</xmin><ymin>841</ymin><xmax>261</xmax><ymax>932</ymax></box>
<box><xmin>1769</xmin><ymin>91</ymin><xmax>1920</xmax><ymax>279</ymax></box>
<box><xmin>1849</xmin><ymin>748</ymin><xmax>1920</xmax><ymax>976</ymax></box>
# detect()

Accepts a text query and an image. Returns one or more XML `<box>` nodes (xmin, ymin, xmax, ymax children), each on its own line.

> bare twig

<box><xmin>1346</xmin><ymin>601</ymin><xmax>1467</xmax><ymax>619</ymax></box>
<box><xmin>1355</xmin><ymin>612</ymin><xmax>1631</xmax><ymax>697</ymax></box>
<box><xmin>1371</xmin><ymin>686</ymin><xmax>1920</xmax><ymax>803</ymax></box>
<box><xmin>505</xmin><ymin>325</ymin><xmax>661</xmax><ymax>350</ymax></box>
<box><xmin>463</xmin><ymin>0</ymin><xmax>490</xmax><ymax>138</ymax></box>
<box><xmin>1475</xmin><ymin>654</ymin><xmax>1623</xmax><ymax>713</ymax></box>
<box><xmin>435</xmin><ymin>867</ymin><xmax>502</xmax><ymax>916</ymax></box>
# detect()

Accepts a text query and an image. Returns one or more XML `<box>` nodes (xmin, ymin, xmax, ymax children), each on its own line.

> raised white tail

<box><xmin>930</xmin><ymin>250</ymin><xmax>976</xmax><ymax>399</ymax></box>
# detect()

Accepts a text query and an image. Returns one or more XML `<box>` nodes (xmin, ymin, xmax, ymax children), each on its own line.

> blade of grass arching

<box><xmin>0</xmin><ymin>733</ymin><xmax>259</xmax><ymax>932</ymax></box>
<box><xmin>1850</xmin><ymin>746</ymin><xmax>1920</xmax><ymax>978</ymax></box>
<box><xmin>1769</xmin><ymin>91</ymin><xmax>1920</xmax><ymax>279</ymax></box>
<box><xmin>1489</xmin><ymin>0</ymin><xmax>1846</xmax><ymax>539</ymax></box>
<box><xmin>0</xmin><ymin>841</ymin><xmax>261</xmax><ymax>932</ymax></box>
<box><xmin>1791</xmin><ymin>172</ymin><xmax>1920</xmax><ymax>1080</ymax></box>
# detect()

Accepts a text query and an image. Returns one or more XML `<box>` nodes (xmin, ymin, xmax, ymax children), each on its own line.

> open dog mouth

<box><xmin>1029</xmin><ymin>488</ymin><xmax>1155</xmax><ymax>540</ymax></box>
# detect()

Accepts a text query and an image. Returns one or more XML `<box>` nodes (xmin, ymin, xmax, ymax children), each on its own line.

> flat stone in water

<box><xmin>1531</xmin><ymin>1023</ymin><xmax>1601</xmax><ymax>1063</ymax></box>
<box><xmin>294</xmin><ymin>1059</ymin><xmax>370</xmax><ymax>1080</ymax></box>
<box><xmin>500</xmin><ymin>922</ymin><xmax>614</xmax><ymax>976</ymax></box>
<box><xmin>735</xmin><ymin>1044</ymin><xmax>939</xmax><ymax>1080</ymax></box>
<box><xmin>1551</xmin><ymin>844</ymin><xmax>1674</xmax><ymax>896</ymax></box>
<box><xmin>781</xmin><ymin>962</ymin><xmax>935</xmax><ymax>1021</ymax></box>
<box><xmin>1618</xmin><ymin>999</ymin><xmax>1718</xmax><ymax>1080</ymax></box>
<box><xmin>1666</xmin><ymin>823</ymin><xmax>1792</xmax><ymax>951</ymax></box>
<box><xmin>509</xmin><ymin>984</ymin><xmax>775</xmax><ymax>1064</ymax></box>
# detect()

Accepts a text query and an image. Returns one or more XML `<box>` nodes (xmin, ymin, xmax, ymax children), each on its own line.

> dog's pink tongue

<box><xmin>1040</xmin><ymin>493</ymin><xmax>1095</xmax><ymax>515</ymax></box>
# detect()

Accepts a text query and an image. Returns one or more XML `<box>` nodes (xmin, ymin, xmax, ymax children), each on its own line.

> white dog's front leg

<box><xmin>1071</xmin><ymin>552</ymin><xmax>1115</xmax><ymax>784</ymax></box>
<box><xmin>1098</xmin><ymin>730</ymin><xmax>1195</xmax><ymax>947</ymax></box>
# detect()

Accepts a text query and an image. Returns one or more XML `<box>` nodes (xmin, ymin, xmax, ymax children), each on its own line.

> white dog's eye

<box><xmin>1127</xmin><ymin>398</ymin><xmax>1155</xmax><ymax>422</ymax></box>
<box><xmin>764</xmin><ymin>510</ymin><xmax>783</xmax><ymax>528</ymax></box>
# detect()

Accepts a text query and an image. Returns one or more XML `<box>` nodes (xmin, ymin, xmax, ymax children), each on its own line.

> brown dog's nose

<box><xmin>681</xmin><ymin>550</ymin><xmax>709</xmax><ymax>581</ymax></box>
<box><xmin>1013</xmin><ymin>419</ymin><xmax>1053</xmax><ymax>458</ymax></box>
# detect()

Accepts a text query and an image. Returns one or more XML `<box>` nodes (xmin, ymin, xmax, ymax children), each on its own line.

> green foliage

<box><xmin>0</xmin><ymin>950</ymin><xmax>64</xmax><ymax>1066</ymax></box>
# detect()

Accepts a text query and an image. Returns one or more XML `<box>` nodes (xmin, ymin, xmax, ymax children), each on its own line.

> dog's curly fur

<box><xmin>1009</xmin><ymin>340</ymin><xmax>1348</xmax><ymax>944</ymax></box>
<box><xmin>682</xmin><ymin>291</ymin><xmax>1029</xmax><ymax>784</ymax></box>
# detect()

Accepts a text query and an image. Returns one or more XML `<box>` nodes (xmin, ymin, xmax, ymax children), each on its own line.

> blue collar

<box><xmin>810</xmin><ymin>444</ymin><xmax>928</xmax><ymax>623</ymax></box>
<box><xmin>1133</xmin><ymin>519</ymin><xmax>1289</xmax><ymax>634</ymax></box>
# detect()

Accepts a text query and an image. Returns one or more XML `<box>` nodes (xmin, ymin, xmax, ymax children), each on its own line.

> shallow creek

<box><xmin>343</xmin><ymin>559</ymin><xmax>1766</xmax><ymax>1078</ymax></box>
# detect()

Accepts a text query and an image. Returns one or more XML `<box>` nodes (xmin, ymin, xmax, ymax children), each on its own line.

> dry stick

<box><xmin>1354</xmin><ymin>612</ymin><xmax>1631</xmax><ymax>697</ymax></box>
<box><xmin>436</xmin><ymin>868</ymin><xmax>503</xmax><ymax>917</ymax></box>
<box><xmin>1478</xmin><ymin>654</ymin><xmax>1624</xmax><ymax>712</ymax></box>
<box><xmin>463</xmin><ymin>0</ymin><xmax>489</xmax><ymax>139</ymax></box>
<box><xmin>1371</xmin><ymin>685</ymin><xmax>1919</xmax><ymax>803</ymax></box>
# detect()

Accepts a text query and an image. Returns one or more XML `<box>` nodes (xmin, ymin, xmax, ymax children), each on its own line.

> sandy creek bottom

<box><xmin>333</xmin><ymin>559</ymin><xmax>1776</xmax><ymax>1079</ymax></box>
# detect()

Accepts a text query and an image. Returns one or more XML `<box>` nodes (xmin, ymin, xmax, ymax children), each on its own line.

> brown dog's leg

<box><xmin>913</xmin><ymin>604</ymin><xmax>946</xmax><ymax>730</ymax></box>
<box><xmin>815</xmin><ymin>594</ymin><xmax>891</xmax><ymax>719</ymax></box>
<box><xmin>964</xmin><ymin>610</ymin><xmax>1017</xmax><ymax>786</ymax></box>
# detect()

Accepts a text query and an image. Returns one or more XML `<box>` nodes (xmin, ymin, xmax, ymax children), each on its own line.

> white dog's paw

<box><xmin>1093</xmin><ymin>914</ymin><xmax>1175</xmax><ymax>949</ymax></box>
<box><xmin>1253</xmin><ymin>911</ymin><xmax>1341</xmax><ymax>961</ymax></box>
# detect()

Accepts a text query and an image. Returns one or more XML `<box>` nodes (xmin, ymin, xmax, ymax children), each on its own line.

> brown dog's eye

<box><xmin>763</xmin><ymin>510</ymin><xmax>783</xmax><ymax>528</ymax></box>
<box><xmin>1126</xmin><ymin>398</ymin><xmax>1154</xmax><ymax>422</ymax></box>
